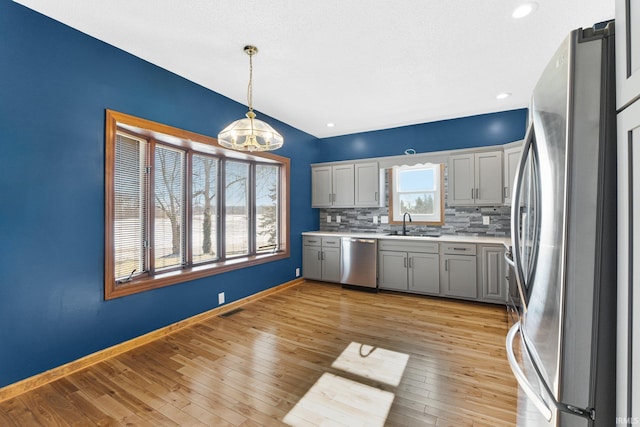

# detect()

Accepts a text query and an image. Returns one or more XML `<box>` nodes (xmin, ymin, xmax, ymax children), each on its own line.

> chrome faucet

<box><xmin>402</xmin><ymin>212</ymin><xmax>412</xmax><ymax>235</ymax></box>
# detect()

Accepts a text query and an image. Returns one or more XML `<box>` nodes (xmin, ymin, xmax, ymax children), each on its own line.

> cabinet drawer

<box><xmin>303</xmin><ymin>236</ymin><xmax>322</xmax><ymax>246</ymax></box>
<box><xmin>379</xmin><ymin>239</ymin><xmax>439</xmax><ymax>254</ymax></box>
<box><xmin>440</xmin><ymin>243</ymin><xmax>477</xmax><ymax>255</ymax></box>
<box><xmin>321</xmin><ymin>237</ymin><xmax>341</xmax><ymax>247</ymax></box>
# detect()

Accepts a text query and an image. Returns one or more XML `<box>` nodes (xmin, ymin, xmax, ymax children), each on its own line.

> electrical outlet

<box><xmin>295</xmin><ymin>268</ymin><xmax>301</xmax><ymax>277</ymax></box>
<box><xmin>326</xmin><ymin>215</ymin><xmax>332</xmax><ymax>223</ymax></box>
<box><xmin>380</xmin><ymin>215</ymin><xmax>389</xmax><ymax>224</ymax></box>
<box><xmin>482</xmin><ymin>216</ymin><xmax>490</xmax><ymax>225</ymax></box>
<box><xmin>336</xmin><ymin>215</ymin><xmax>341</xmax><ymax>223</ymax></box>
<box><xmin>373</xmin><ymin>215</ymin><xmax>378</xmax><ymax>224</ymax></box>
<box><xmin>218</xmin><ymin>292</ymin><xmax>225</xmax><ymax>305</ymax></box>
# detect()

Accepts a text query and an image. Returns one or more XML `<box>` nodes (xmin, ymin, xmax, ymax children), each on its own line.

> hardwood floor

<box><xmin>0</xmin><ymin>281</ymin><xmax>517</xmax><ymax>426</ymax></box>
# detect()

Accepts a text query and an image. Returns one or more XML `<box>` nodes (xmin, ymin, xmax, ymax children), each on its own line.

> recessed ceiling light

<box><xmin>512</xmin><ymin>2</ymin><xmax>538</xmax><ymax>19</ymax></box>
<box><xmin>326</xmin><ymin>122</ymin><xmax>335</xmax><ymax>128</ymax></box>
<box><xmin>496</xmin><ymin>92</ymin><xmax>512</xmax><ymax>100</ymax></box>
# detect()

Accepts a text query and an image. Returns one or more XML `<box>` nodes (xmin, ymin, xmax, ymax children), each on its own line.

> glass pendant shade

<box><xmin>218</xmin><ymin>110</ymin><xmax>284</xmax><ymax>152</ymax></box>
<box><xmin>217</xmin><ymin>45</ymin><xmax>284</xmax><ymax>152</ymax></box>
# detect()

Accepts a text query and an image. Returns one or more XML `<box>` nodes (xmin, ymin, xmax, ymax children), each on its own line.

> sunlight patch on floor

<box><xmin>331</xmin><ymin>342</ymin><xmax>410</xmax><ymax>387</ymax></box>
<box><xmin>283</xmin><ymin>372</ymin><xmax>395</xmax><ymax>427</ymax></box>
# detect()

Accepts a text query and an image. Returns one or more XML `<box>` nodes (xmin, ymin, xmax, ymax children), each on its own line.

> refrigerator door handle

<box><xmin>506</xmin><ymin>322</ymin><xmax>553</xmax><ymax>421</ymax></box>
<box><xmin>511</xmin><ymin>122</ymin><xmax>534</xmax><ymax>306</ymax></box>
<box><xmin>504</xmin><ymin>250</ymin><xmax>515</xmax><ymax>268</ymax></box>
<box><xmin>507</xmin><ymin>322</ymin><xmax>597</xmax><ymax>421</ymax></box>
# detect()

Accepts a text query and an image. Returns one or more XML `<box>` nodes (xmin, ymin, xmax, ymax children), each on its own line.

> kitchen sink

<box><xmin>385</xmin><ymin>232</ymin><xmax>441</xmax><ymax>238</ymax></box>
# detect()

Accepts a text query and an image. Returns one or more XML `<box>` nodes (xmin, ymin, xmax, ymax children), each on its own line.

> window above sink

<box><xmin>389</xmin><ymin>163</ymin><xmax>445</xmax><ymax>226</ymax></box>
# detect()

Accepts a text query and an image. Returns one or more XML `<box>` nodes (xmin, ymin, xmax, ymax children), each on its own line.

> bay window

<box><xmin>105</xmin><ymin>110</ymin><xmax>289</xmax><ymax>299</ymax></box>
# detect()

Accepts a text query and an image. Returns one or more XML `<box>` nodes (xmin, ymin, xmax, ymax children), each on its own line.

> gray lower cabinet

<box><xmin>408</xmin><ymin>252</ymin><xmax>440</xmax><ymax>294</ymax></box>
<box><xmin>378</xmin><ymin>240</ymin><xmax>440</xmax><ymax>295</ymax></box>
<box><xmin>302</xmin><ymin>236</ymin><xmax>341</xmax><ymax>282</ymax></box>
<box><xmin>479</xmin><ymin>244</ymin><xmax>507</xmax><ymax>303</ymax></box>
<box><xmin>378</xmin><ymin>250</ymin><xmax>407</xmax><ymax>290</ymax></box>
<box><xmin>440</xmin><ymin>243</ymin><xmax>477</xmax><ymax>299</ymax></box>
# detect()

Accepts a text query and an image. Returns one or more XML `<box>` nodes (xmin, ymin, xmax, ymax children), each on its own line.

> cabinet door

<box><xmin>475</xmin><ymin>151</ymin><xmax>503</xmax><ymax>205</ymax></box>
<box><xmin>617</xmin><ymin>99</ymin><xmax>640</xmax><ymax>419</ymax></box>
<box><xmin>321</xmin><ymin>246</ymin><xmax>341</xmax><ymax>283</ymax></box>
<box><xmin>441</xmin><ymin>254</ymin><xmax>477</xmax><ymax>299</ymax></box>
<box><xmin>448</xmin><ymin>154</ymin><xmax>475</xmax><ymax>206</ymax></box>
<box><xmin>355</xmin><ymin>162</ymin><xmax>380</xmax><ymax>206</ymax></box>
<box><xmin>479</xmin><ymin>245</ymin><xmax>506</xmax><ymax>303</ymax></box>
<box><xmin>616</xmin><ymin>0</ymin><xmax>640</xmax><ymax>110</ymax></box>
<box><xmin>503</xmin><ymin>145</ymin><xmax>522</xmax><ymax>205</ymax></box>
<box><xmin>311</xmin><ymin>166</ymin><xmax>332</xmax><ymax>207</ymax></box>
<box><xmin>332</xmin><ymin>164</ymin><xmax>355</xmax><ymax>207</ymax></box>
<box><xmin>408</xmin><ymin>252</ymin><xmax>440</xmax><ymax>295</ymax></box>
<box><xmin>378</xmin><ymin>251</ymin><xmax>408</xmax><ymax>290</ymax></box>
<box><xmin>303</xmin><ymin>246</ymin><xmax>322</xmax><ymax>280</ymax></box>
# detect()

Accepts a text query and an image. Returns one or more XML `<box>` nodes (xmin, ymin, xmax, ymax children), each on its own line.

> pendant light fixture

<box><xmin>217</xmin><ymin>45</ymin><xmax>284</xmax><ymax>152</ymax></box>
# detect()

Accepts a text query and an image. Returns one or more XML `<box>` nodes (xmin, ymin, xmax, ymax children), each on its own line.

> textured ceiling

<box><xmin>13</xmin><ymin>0</ymin><xmax>614</xmax><ymax>138</ymax></box>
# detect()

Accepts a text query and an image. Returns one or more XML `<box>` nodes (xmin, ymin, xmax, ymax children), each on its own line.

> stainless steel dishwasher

<box><xmin>340</xmin><ymin>237</ymin><xmax>377</xmax><ymax>289</ymax></box>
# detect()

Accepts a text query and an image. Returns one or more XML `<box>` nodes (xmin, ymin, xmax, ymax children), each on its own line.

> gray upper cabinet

<box><xmin>475</xmin><ymin>151</ymin><xmax>503</xmax><ymax>205</ymax></box>
<box><xmin>503</xmin><ymin>144</ymin><xmax>522</xmax><ymax>205</ymax></box>
<box><xmin>311</xmin><ymin>164</ymin><xmax>355</xmax><ymax>207</ymax></box>
<box><xmin>448</xmin><ymin>154</ymin><xmax>475</xmax><ymax>205</ymax></box>
<box><xmin>311</xmin><ymin>166</ymin><xmax>332</xmax><ymax>207</ymax></box>
<box><xmin>448</xmin><ymin>151</ymin><xmax>503</xmax><ymax>206</ymax></box>
<box><xmin>616</xmin><ymin>0</ymin><xmax>640</xmax><ymax>110</ymax></box>
<box><xmin>354</xmin><ymin>162</ymin><xmax>380</xmax><ymax>206</ymax></box>
<box><xmin>332</xmin><ymin>164</ymin><xmax>355</xmax><ymax>207</ymax></box>
<box><xmin>312</xmin><ymin>162</ymin><xmax>379</xmax><ymax>208</ymax></box>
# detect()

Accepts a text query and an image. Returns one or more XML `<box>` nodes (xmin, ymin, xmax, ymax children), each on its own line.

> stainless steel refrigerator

<box><xmin>505</xmin><ymin>22</ymin><xmax>617</xmax><ymax>426</ymax></box>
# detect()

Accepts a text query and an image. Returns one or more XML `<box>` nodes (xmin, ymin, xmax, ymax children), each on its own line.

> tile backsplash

<box><xmin>318</xmin><ymin>166</ymin><xmax>511</xmax><ymax>237</ymax></box>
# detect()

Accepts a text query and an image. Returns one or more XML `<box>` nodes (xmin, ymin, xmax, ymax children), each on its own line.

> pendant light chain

<box><xmin>247</xmin><ymin>48</ymin><xmax>254</xmax><ymax>112</ymax></box>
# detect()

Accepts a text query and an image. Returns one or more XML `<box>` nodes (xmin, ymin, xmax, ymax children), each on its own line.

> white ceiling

<box><xmin>14</xmin><ymin>0</ymin><xmax>614</xmax><ymax>138</ymax></box>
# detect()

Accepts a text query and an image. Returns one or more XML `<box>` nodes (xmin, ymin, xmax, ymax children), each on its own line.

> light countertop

<box><xmin>302</xmin><ymin>231</ymin><xmax>511</xmax><ymax>248</ymax></box>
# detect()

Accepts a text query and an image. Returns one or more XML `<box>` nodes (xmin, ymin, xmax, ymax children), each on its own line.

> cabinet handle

<box><xmin>408</xmin><ymin>257</ymin><xmax>413</xmax><ymax>268</ymax></box>
<box><xmin>475</xmin><ymin>188</ymin><xmax>479</xmax><ymax>199</ymax></box>
<box><xmin>404</xmin><ymin>257</ymin><xmax>407</xmax><ymax>268</ymax></box>
<box><xmin>374</xmin><ymin>191</ymin><xmax>378</xmax><ymax>201</ymax></box>
<box><xmin>452</xmin><ymin>247</ymin><xmax>467</xmax><ymax>251</ymax></box>
<box><xmin>471</xmin><ymin>188</ymin><xmax>475</xmax><ymax>199</ymax></box>
<box><xmin>321</xmin><ymin>251</ymin><xmax>325</xmax><ymax>260</ymax></box>
<box><xmin>445</xmin><ymin>259</ymin><xmax>449</xmax><ymax>271</ymax></box>
<box><xmin>504</xmin><ymin>186</ymin><xmax>508</xmax><ymax>198</ymax></box>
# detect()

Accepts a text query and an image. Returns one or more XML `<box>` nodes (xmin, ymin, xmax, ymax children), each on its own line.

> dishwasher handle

<box><xmin>345</xmin><ymin>238</ymin><xmax>376</xmax><ymax>244</ymax></box>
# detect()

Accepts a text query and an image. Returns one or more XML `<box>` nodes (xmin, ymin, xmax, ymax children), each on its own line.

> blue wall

<box><xmin>0</xmin><ymin>0</ymin><xmax>319</xmax><ymax>388</ymax></box>
<box><xmin>316</xmin><ymin>109</ymin><xmax>527</xmax><ymax>163</ymax></box>
<box><xmin>0</xmin><ymin>0</ymin><xmax>526</xmax><ymax>388</ymax></box>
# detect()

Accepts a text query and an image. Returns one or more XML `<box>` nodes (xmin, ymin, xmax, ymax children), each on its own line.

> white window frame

<box><xmin>390</xmin><ymin>163</ymin><xmax>444</xmax><ymax>224</ymax></box>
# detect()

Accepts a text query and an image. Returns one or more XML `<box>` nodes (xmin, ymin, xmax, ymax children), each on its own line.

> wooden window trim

<box><xmin>105</xmin><ymin>110</ymin><xmax>290</xmax><ymax>300</ymax></box>
<box><xmin>388</xmin><ymin>165</ymin><xmax>445</xmax><ymax>226</ymax></box>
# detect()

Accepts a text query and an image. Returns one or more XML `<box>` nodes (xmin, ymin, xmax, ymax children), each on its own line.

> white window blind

<box><xmin>225</xmin><ymin>161</ymin><xmax>249</xmax><ymax>257</ymax></box>
<box><xmin>192</xmin><ymin>154</ymin><xmax>219</xmax><ymax>264</ymax></box>
<box><xmin>114</xmin><ymin>133</ymin><xmax>147</xmax><ymax>280</ymax></box>
<box><xmin>154</xmin><ymin>145</ymin><xmax>185</xmax><ymax>270</ymax></box>
<box><xmin>256</xmin><ymin>164</ymin><xmax>279</xmax><ymax>253</ymax></box>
